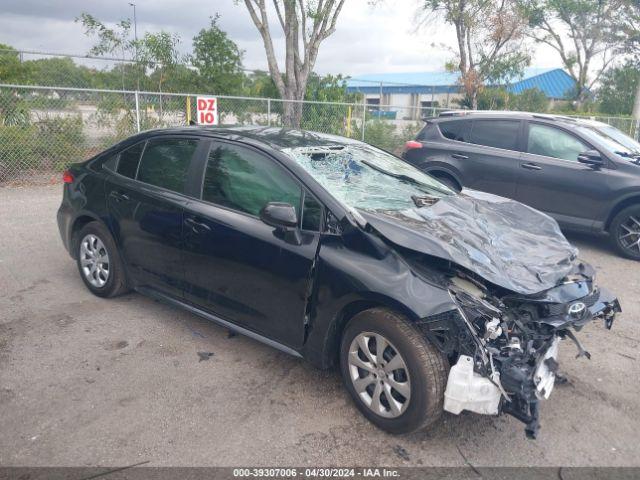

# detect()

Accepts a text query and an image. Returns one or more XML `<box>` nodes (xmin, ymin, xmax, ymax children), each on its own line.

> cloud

<box><xmin>0</xmin><ymin>0</ymin><xmax>562</xmax><ymax>77</ymax></box>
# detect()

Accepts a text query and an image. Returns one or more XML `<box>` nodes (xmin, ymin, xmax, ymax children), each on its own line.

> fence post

<box><xmin>134</xmin><ymin>90</ymin><xmax>141</xmax><ymax>133</ymax></box>
<box><xmin>635</xmin><ymin>119</ymin><xmax>640</xmax><ymax>141</ymax></box>
<box><xmin>267</xmin><ymin>98</ymin><xmax>271</xmax><ymax>127</ymax></box>
<box><xmin>361</xmin><ymin>95</ymin><xmax>366</xmax><ymax>142</ymax></box>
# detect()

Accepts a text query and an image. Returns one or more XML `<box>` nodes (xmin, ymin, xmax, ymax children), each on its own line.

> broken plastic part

<box><xmin>444</xmin><ymin>355</ymin><xmax>502</xmax><ymax>415</ymax></box>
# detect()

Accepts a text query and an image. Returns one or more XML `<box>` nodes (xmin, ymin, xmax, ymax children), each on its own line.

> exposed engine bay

<box><xmin>418</xmin><ymin>262</ymin><xmax>620</xmax><ymax>439</ymax></box>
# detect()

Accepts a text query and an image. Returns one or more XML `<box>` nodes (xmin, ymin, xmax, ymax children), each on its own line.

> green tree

<box><xmin>192</xmin><ymin>15</ymin><xmax>245</xmax><ymax>95</ymax></box>
<box><xmin>23</xmin><ymin>57</ymin><xmax>93</xmax><ymax>88</ymax></box>
<box><xmin>421</xmin><ymin>0</ymin><xmax>530</xmax><ymax>109</ymax></box>
<box><xmin>246</xmin><ymin>70</ymin><xmax>280</xmax><ymax>98</ymax></box>
<box><xmin>302</xmin><ymin>74</ymin><xmax>358</xmax><ymax>134</ymax></box>
<box><xmin>138</xmin><ymin>31</ymin><xmax>183</xmax><ymax>117</ymax></box>
<box><xmin>597</xmin><ymin>61</ymin><xmax>639</xmax><ymax>115</ymax></box>
<box><xmin>76</xmin><ymin>13</ymin><xmax>137</xmax><ymax>91</ymax></box>
<box><xmin>519</xmin><ymin>0</ymin><xmax>626</xmax><ymax>104</ymax></box>
<box><xmin>0</xmin><ymin>44</ymin><xmax>27</xmax><ymax>83</ymax></box>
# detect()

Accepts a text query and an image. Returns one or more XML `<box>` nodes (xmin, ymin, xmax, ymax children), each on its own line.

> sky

<box><xmin>0</xmin><ymin>0</ymin><xmax>563</xmax><ymax>77</ymax></box>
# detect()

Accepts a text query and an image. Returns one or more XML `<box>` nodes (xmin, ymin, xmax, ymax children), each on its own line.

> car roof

<box><xmin>432</xmin><ymin>110</ymin><xmax>591</xmax><ymax>128</ymax></box>
<box><xmin>134</xmin><ymin>126</ymin><xmax>362</xmax><ymax>151</ymax></box>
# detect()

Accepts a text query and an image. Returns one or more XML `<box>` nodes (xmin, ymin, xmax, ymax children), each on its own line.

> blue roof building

<box><xmin>346</xmin><ymin>68</ymin><xmax>576</xmax><ymax>100</ymax></box>
<box><xmin>345</xmin><ymin>68</ymin><xmax>576</xmax><ymax>120</ymax></box>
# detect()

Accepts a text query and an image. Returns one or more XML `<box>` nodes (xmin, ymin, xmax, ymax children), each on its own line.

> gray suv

<box><xmin>402</xmin><ymin>111</ymin><xmax>640</xmax><ymax>260</ymax></box>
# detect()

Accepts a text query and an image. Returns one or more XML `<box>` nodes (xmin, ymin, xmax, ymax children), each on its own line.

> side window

<box><xmin>438</xmin><ymin>120</ymin><xmax>471</xmax><ymax>142</ymax></box>
<box><xmin>102</xmin><ymin>153</ymin><xmax>118</xmax><ymax>172</ymax></box>
<box><xmin>137</xmin><ymin>138</ymin><xmax>198</xmax><ymax>193</ymax></box>
<box><xmin>301</xmin><ymin>192</ymin><xmax>322</xmax><ymax>231</ymax></box>
<box><xmin>202</xmin><ymin>143</ymin><xmax>301</xmax><ymax>217</ymax></box>
<box><xmin>117</xmin><ymin>142</ymin><xmax>145</xmax><ymax>179</ymax></box>
<box><xmin>469</xmin><ymin>120</ymin><xmax>520</xmax><ymax>151</ymax></box>
<box><xmin>527</xmin><ymin>124</ymin><xmax>589</xmax><ymax>162</ymax></box>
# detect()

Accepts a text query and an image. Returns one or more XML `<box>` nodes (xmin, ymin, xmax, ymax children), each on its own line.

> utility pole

<box><xmin>129</xmin><ymin>2</ymin><xmax>139</xmax><ymax>90</ymax></box>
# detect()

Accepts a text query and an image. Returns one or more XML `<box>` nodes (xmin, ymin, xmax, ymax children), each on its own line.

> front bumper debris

<box><xmin>431</xmin><ymin>274</ymin><xmax>621</xmax><ymax>439</ymax></box>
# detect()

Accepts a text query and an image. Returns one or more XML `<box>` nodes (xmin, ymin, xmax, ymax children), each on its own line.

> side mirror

<box><xmin>577</xmin><ymin>150</ymin><xmax>604</xmax><ymax>168</ymax></box>
<box><xmin>259</xmin><ymin>202</ymin><xmax>298</xmax><ymax>230</ymax></box>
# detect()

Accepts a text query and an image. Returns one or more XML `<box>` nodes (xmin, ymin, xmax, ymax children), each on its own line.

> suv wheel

<box><xmin>74</xmin><ymin>221</ymin><xmax>130</xmax><ymax>297</ymax></box>
<box><xmin>339</xmin><ymin>308</ymin><xmax>448</xmax><ymax>434</ymax></box>
<box><xmin>610</xmin><ymin>205</ymin><xmax>640</xmax><ymax>260</ymax></box>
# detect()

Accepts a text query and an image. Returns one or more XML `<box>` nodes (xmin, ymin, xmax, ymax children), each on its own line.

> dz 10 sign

<box><xmin>197</xmin><ymin>96</ymin><xmax>218</xmax><ymax>125</ymax></box>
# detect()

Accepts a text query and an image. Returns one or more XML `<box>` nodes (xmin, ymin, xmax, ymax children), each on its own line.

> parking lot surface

<box><xmin>1</xmin><ymin>185</ymin><xmax>639</xmax><ymax>467</ymax></box>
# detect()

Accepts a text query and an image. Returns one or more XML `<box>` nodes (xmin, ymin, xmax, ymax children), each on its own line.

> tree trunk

<box><xmin>282</xmin><ymin>100</ymin><xmax>303</xmax><ymax>128</ymax></box>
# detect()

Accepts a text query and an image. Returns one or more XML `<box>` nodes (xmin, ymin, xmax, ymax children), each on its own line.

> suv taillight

<box><xmin>62</xmin><ymin>170</ymin><xmax>74</xmax><ymax>184</ymax></box>
<box><xmin>404</xmin><ymin>140</ymin><xmax>423</xmax><ymax>151</ymax></box>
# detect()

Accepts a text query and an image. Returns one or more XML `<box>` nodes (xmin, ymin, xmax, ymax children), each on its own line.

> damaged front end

<box><xmin>418</xmin><ymin>262</ymin><xmax>620</xmax><ymax>439</ymax></box>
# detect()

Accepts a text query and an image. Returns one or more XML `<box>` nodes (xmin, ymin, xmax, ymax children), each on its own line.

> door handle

<box><xmin>185</xmin><ymin>217</ymin><xmax>212</xmax><ymax>233</ymax></box>
<box><xmin>521</xmin><ymin>163</ymin><xmax>542</xmax><ymax>171</ymax></box>
<box><xmin>452</xmin><ymin>153</ymin><xmax>468</xmax><ymax>160</ymax></box>
<box><xmin>109</xmin><ymin>191</ymin><xmax>130</xmax><ymax>202</ymax></box>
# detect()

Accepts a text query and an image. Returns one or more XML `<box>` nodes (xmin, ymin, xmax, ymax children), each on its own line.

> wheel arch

<box><xmin>312</xmin><ymin>296</ymin><xmax>422</xmax><ymax>370</ymax></box>
<box><xmin>605</xmin><ymin>194</ymin><xmax>640</xmax><ymax>231</ymax></box>
<box><xmin>422</xmin><ymin>164</ymin><xmax>463</xmax><ymax>190</ymax></box>
<box><xmin>69</xmin><ymin>213</ymin><xmax>110</xmax><ymax>259</ymax></box>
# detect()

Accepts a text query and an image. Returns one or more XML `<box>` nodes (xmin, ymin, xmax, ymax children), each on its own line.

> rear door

<box><xmin>181</xmin><ymin>140</ymin><xmax>323</xmax><ymax>349</ymax></box>
<box><xmin>105</xmin><ymin>136</ymin><xmax>203</xmax><ymax>297</ymax></box>
<box><xmin>461</xmin><ymin>119</ymin><xmax>523</xmax><ymax>198</ymax></box>
<box><xmin>515</xmin><ymin>121</ymin><xmax>610</xmax><ymax>230</ymax></box>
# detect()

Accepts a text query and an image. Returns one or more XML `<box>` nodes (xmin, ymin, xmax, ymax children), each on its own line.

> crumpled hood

<box><xmin>359</xmin><ymin>189</ymin><xmax>578</xmax><ymax>295</ymax></box>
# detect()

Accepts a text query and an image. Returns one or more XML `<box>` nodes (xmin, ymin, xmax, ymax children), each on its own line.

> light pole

<box><xmin>129</xmin><ymin>2</ymin><xmax>139</xmax><ymax>91</ymax></box>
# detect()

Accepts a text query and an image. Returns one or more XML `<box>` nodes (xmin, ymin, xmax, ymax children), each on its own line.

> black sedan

<box><xmin>57</xmin><ymin>127</ymin><xmax>620</xmax><ymax>438</ymax></box>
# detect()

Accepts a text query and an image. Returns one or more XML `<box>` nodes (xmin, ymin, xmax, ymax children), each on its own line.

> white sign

<box><xmin>196</xmin><ymin>96</ymin><xmax>218</xmax><ymax>125</ymax></box>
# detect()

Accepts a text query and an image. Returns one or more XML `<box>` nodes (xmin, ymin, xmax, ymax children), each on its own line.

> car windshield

<box><xmin>282</xmin><ymin>144</ymin><xmax>454</xmax><ymax>211</ymax></box>
<box><xmin>576</xmin><ymin>124</ymin><xmax>640</xmax><ymax>158</ymax></box>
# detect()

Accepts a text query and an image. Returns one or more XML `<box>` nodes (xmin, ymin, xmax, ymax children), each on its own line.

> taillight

<box><xmin>404</xmin><ymin>140</ymin><xmax>423</xmax><ymax>151</ymax></box>
<box><xmin>62</xmin><ymin>170</ymin><xmax>74</xmax><ymax>184</ymax></box>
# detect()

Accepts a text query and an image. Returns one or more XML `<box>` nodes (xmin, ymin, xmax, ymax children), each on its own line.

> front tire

<box><xmin>339</xmin><ymin>308</ymin><xmax>448</xmax><ymax>434</ymax></box>
<box><xmin>609</xmin><ymin>205</ymin><xmax>640</xmax><ymax>260</ymax></box>
<box><xmin>74</xmin><ymin>221</ymin><xmax>129</xmax><ymax>297</ymax></box>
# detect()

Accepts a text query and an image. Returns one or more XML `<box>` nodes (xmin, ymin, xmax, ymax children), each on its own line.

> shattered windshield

<box><xmin>282</xmin><ymin>144</ymin><xmax>454</xmax><ymax>211</ymax></box>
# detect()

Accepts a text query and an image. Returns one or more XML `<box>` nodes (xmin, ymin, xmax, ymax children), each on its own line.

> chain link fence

<box><xmin>0</xmin><ymin>82</ymin><xmax>638</xmax><ymax>184</ymax></box>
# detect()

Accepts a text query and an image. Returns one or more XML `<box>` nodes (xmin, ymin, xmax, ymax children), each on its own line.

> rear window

<box><xmin>438</xmin><ymin>120</ymin><xmax>471</xmax><ymax>142</ymax></box>
<box><xmin>117</xmin><ymin>142</ymin><xmax>145</xmax><ymax>179</ymax></box>
<box><xmin>469</xmin><ymin>120</ymin><xmax>520</xmax><ymax>150</ymax></box>
<box><xmin>137</xmin><ymin>138</ymin><xmax>198</xmax><ymax>193</ymax></box>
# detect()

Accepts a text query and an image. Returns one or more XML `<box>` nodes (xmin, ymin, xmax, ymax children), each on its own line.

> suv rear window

<box><xmin>438</xmin><ymin>120</ymin><xmax>471</xmax><ymax>142</ymax></box>
<box><xmin>469</xmin><ymin>120</ymin><xmax>520</xmax><ymax>150</ymax></box>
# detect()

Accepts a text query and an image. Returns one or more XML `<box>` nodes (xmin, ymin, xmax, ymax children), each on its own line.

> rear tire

<box><xmin>74</xmin><ymin>221</ymin><xmax>130</xmax><ymax>297</ymax></box>
<box><xmin>339</xmin><ymin>308</ymin><xmax>449</xmax><ymax>434</ymax></box>
<box><xmin>609</xmin><ymin>205</ymin><xmax>640</xmax><ymax>260</ymax></box>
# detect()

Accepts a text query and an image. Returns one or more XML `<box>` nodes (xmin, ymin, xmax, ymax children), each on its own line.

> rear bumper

<box><xmin>57</xmin><ymin>203</ymin><xmax>74</xmax><ymax>257</ymax></box>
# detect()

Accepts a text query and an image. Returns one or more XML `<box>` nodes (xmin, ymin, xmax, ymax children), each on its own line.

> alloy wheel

<box><xmin>618</xmin><ymin>215</ymin><xmax>640</xmax><ymax>254</ymax></box>
<box><xmin>79</xmin><ymin>234</ymin><xmax>110</xmax><ymax>288</ymax></box>
<box><xmin>347</xmin><ymin>332</ymin><xmax>411</xmax><ymax>418</ymax></box>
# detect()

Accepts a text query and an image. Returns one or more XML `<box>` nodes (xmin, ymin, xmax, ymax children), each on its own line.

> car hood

<box><xmin>358</xmin><ymin>189</ymin><xmax>578</xmax><ymax>295</ymax></box>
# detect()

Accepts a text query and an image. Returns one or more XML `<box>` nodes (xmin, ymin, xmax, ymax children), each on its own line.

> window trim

<box><xmin>524</xmin><ymin>121</ymin><xmax>601</xmax><ymax>165</ymax></box>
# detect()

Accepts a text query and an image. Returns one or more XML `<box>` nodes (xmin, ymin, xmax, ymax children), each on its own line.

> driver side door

<box><xmin>181</xmin><ymin>140</ymin><xmax>323</xmax><ymax>349</ymax></box>
<box><xmin>515</xmin><ymin>121</ymin><xmax>611</xmax><ymax>231</ymax></box>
